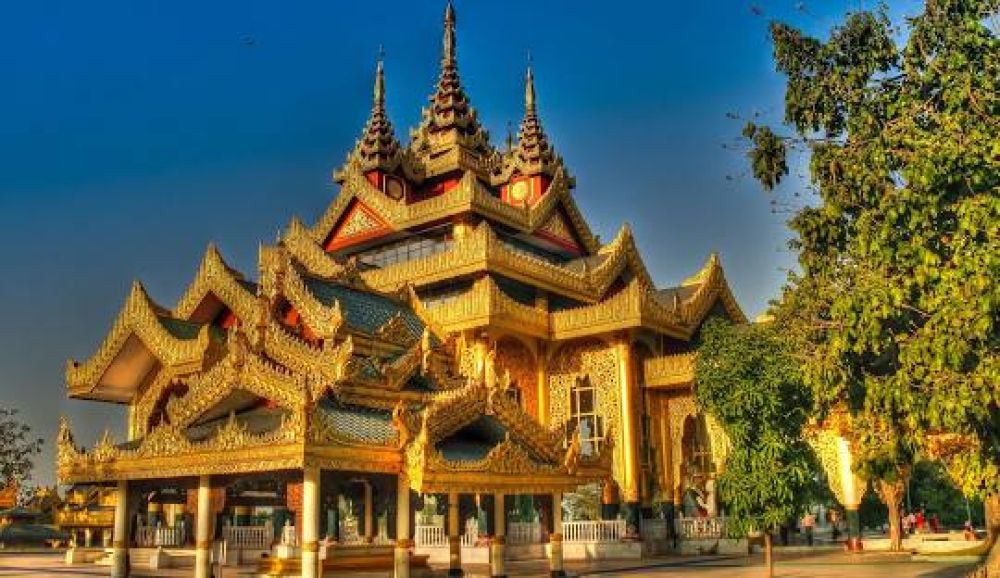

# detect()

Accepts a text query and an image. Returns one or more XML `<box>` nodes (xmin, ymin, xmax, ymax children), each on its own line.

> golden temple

<box><xmin>57</xmin><ymin>3</ymin><xmax>762</xmax><ymax>577</ymax></box>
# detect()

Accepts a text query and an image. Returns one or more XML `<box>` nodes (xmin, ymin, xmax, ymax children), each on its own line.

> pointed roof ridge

<box><xmin>409</xmin><ymin>1</ymin><xmax>492</xmax><ymax>166</ymax></box>
<box><xmin>341</xmin><ymin>51</ymin><xmax>402</xmax><ymax>179</ymax></box>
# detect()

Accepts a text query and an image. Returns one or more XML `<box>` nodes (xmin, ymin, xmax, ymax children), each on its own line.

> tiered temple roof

<box><xmin>59</xmin><ymin>1</ymin><xmax>743</xmax><ymax>498</ymax></box>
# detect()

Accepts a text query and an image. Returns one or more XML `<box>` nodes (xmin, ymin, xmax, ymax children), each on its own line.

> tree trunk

<box><xmin>763</xmin><ymin>531</ymin><xmax>774</xmax><ymax>578</ymax></box>
<box><xmin>984</xmin><ymin>494</ymin><xmax>1000</xmax><ymax>577</ymax></box>
<box><xmin>877</xmin><ymin>479</ymin><xmax>905</xmax><ymax>552</ymax></box>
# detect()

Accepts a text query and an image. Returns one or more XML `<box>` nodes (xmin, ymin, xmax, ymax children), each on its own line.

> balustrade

<box><xmin>561</xmin><ymin>519</ymin><xmax>626</xmax><ymax>543</ymax></box>
<box><xmin>223</xmin><ymin>522</ymin><xmax>272</xmax><ymax>549</ymax></box>
<box><xmin>134</xmin><ymin>523</ymin><xmax>185</xmax><ymax>547</ymax></box>
<box><xmin>507</xmin><ymin>521</ymin><xmax>542</xmax><ymax>545</ymax></box>
<box><xmin>674</xmin><ymin>516</ymin><xmax>728</xmax><ymax>540</ymax></box>
<box><xmin>415</xmin><ymin>525</ymin><xmax>448</xmax><ymax>547</ymax></box>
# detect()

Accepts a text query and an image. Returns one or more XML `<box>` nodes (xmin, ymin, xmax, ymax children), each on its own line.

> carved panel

<box><xmin>495</xmin><ymin>338</ymin><xmax>537</xmax><ymax>417</ymax></box>
<box><xmin>548</xmin><ymin>339</ymin><xmax>623</xmax><ymax>484</ymax></box>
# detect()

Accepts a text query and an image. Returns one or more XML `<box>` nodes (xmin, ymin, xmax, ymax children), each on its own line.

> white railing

<box><xmin>462</xmin><ymin>518</ymin><xmax>479</xmax><ymax>547</ymax></box>
<box><xmin>675</xmin><ymin>516</ymin><xmax>728</xmax><ymax>540</ymax></box>
<box><xmin>641</xmin><ymin>518</ymin><xmax>669</xmax><ymax>541</ymax></box>
<box><xmin>415</xmin><ymin>525</ymin><xmax>447</xmax><ymax>547</ymax></box>
<box><xmin>135</xmin><ymin>523</ymin><xmax>185</xmax><ymax>547</ymax></box>
<box><xmin>561</xmin><ymin>519</ymin><xmax>626</xmax><ymax>543</ymax></box>
<box><xmin>508</xmin><ymin>522</ymin><xmax>542</xmax><ymax>545</ymax></box>
<box><xmin>223</xmin><ymin>522</ymin><xmax>272</xmax><ymax>549</ymax></box>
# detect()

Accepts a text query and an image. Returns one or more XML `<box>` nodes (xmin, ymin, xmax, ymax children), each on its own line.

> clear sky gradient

<box><xmin>0</xmin><ymin>0</ymin><xmax>920</xmax><ymax>485</ymax></box>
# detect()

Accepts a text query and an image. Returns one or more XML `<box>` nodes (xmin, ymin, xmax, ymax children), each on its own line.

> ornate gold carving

<box><xmin>174</xmin><ymin>244</ymin><xmax>259</xmax><ymax>323</ymax></box>
<box><xmin>66</xmin><ymin>282</ymin><xmax>211</xmax><ymax>395</ymax></box>
<box><xmin>668</xmin><ymin>395</ymin><xmax>697</xmax><ymax>492</ymax></box>
<box><xmin>375</xmin><ymin>312</ymin><xmax>417</xmax><ymax>346</ymax></box>
<box><xmin>644</xmin><ymin>353</ymin><xmax>696</xmax><ymax>388</ymax></box>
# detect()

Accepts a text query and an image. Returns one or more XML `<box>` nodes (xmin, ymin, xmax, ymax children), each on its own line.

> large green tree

<box><xmin>747</xmin><ymin>0</ymin><xmax>999</xmax><ymax>553</ymax></box>
<box><xmin>695</xmin><ymin>319</ymin><xmax>814</xmax><ymax>577</ymax></box>
<box><xmin>0</xmin><ymin>406</ymin><xmax>43</xmax><ymax>492</ymax></box>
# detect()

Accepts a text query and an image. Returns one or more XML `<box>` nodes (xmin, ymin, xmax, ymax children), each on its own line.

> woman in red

<box><xmin>915</xmin><ymin>509</ymin><xmax>926</xmax><ymax>533</ymax></box>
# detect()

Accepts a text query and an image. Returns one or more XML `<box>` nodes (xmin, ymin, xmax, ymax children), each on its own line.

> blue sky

<box><xmin>0</xmin><ymin>0</ymin><xmax>921</xmax><ymax>485</ymax></box>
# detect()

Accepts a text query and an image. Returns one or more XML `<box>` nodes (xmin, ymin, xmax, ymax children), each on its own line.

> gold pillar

<box><xmin>490</xmin><ymin>494</ymin><xmax>506</xmax><ymax>578</ymax></box>
<box><xmin>617</xmin><ymin>336</ymin><xmax>640</xmax><ymax>503</ymax></box>
<box><xmin>363</xmin><ymin>481</ymin><xmax>374</xmax><ymax>543</ymax></box>
<box><xmin>658</xmin><ymin>398</ymin><xmax>672</xmax><ymax>495</ymax></box>
<box><xmin>536</xmin><ymin>342</ymin><xmax>550</xmax><ymax>426</ymax></box>
<box><xmin>111</xmin><ymin>480</ymin><xmax>127</xmax><ymax>578</ymax></box>
<box><xmin>447</xmin><ymin>491</ymin><xmax>463</xmax><ymax>577</ymax></box>
<box><xmin>84</xmin><ymin>527</ymin><xmax>93</xmax><ymax>548</ymax></box>
<box><xmin>301</xmin><ymin>466</ymin><xmax>320</xmax><ymax>578</ymax></box>
<box><xmin>394</xmin><ymin>473</ymin><xmax>411</xmax><ymax>578</ymax></box>
<box><xmin>549</xmin><ymin>492</ymin><xmax>565</xmax><ymax>577</ymax></box>
<box><xmin>195</xmin><ymin>475</ymin><xmax>212</xmax><ymax>578</ymax></box>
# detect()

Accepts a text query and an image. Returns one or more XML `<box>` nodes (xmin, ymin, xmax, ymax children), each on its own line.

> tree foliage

<box><xmin>0</xmin><ymin>406</ymin><xmax>43</xmax><ymax>488</ymax></box>
<box><xmin>750</xmin><ymin>0</ymin><xmax>1000</xmax><ymax>500</ymax></box>
<box><xmin>695</xmin><ymin>319</ymin><xmax>815</xmax><ymax>536</ymax></box>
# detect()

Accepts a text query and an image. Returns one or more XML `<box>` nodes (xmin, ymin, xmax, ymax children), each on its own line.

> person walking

<box><xmin>801</xmin><ymin>511</ymin><xmax>817</xmax><ymax>546</ymax></box>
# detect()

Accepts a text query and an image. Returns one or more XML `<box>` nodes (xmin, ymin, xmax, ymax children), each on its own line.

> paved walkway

<box><xmin>0</xmin><ymin>551</ymin><xmax>979</xmax><ymax>577</ymax></box>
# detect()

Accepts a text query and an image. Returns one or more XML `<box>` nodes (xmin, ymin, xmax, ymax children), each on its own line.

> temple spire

<box><xmin>500</xmin><ymin>58</ymin><xmax>562</xmax><ymax>179</ymax></box>
<box><xmin>408</xmin><ymin>0</ymin><xmax>493</xmax><ymax>175</ymax></box>
<box><xmin>336</xmin><ymin>50</ymin><xmax>401</xmax><ymax>182</ymax></box>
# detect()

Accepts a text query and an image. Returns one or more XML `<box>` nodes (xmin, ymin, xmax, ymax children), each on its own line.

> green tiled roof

<box><xmin>303</xmin><ymin>278</ymin><xmax>424</xmax><ymax>336</ymax></box>
<box><xmin>317</xmin><ymin>397</ymin><xmax>396</xmax><ymax>444</ymax></box>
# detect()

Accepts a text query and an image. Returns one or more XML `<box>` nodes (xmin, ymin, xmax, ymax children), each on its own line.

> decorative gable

<box><xmin>324</xmin><ymin>200</ymin><xmax>392</xmax><ymax>252</ymax></box>
<box><xmin>535</xmin><ymin>210</ymin><xmax>581</xmax><ymax>253</ymax></box>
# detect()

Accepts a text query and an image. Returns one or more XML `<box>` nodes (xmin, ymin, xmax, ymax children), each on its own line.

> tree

<box><xmin>0</xmin><ymin>406</ymin><xmax>43</xmax><ymax>493</ymax></box>
<box><xmin>745</xmin><ymin>0</ymin><xmax>998</xmax><ymax>554</ymax></box>
<box><xmin>696</xmin><ymin>319</ymin><xmax>815</xmax><ymax>578</ymax></box>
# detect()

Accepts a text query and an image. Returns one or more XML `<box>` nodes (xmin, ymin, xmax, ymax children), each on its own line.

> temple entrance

<box><xmin>680</xmin><ymin>414</ymin><xmax>717</xmax><ymax>519</ymax></box>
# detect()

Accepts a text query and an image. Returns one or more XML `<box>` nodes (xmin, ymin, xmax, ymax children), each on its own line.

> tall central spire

<box><xmin>408</xmin><ymin>1</ymin><xmax>493</xmax><ymax>176</ymax></box>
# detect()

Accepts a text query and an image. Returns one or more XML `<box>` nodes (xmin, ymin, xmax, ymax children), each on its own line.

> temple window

<box><xmin>568</xmin><ymin>376</ymin><xmax>603</xmax><ymax>456</ymax></box>
<box><xmin>349</xmin><ymin>230</ymin><xmax>452</xmax><ymax>268</ymax></box>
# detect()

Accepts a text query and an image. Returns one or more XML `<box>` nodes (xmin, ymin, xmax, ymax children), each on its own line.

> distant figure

<box><xmin>930</xmin><ymin>513</ymin><xmax>941</xmax><ymax>534</ymax></box>
<box><xmin>916</xmin><ymin>509</ymin><xmax>926</xmax><ymax>533</ymax></box>
<box><xmin>801</xmin><ymin>512</ymin><xmax>817</xmax><ymax>546</ymax></box>
<box><xmin>907</xmin><ymin>512</ymin><xmax>917</xmax><ymax>535</ymax></box>
<box><xmin>902</xmin><ymin>511</ymin><xmax>912</xmax><ymax>535</ymax></box>
<box><xmin>964</xmin><ymin>520</ymin><xmax>976</xmax><ymax>541</ymax></box>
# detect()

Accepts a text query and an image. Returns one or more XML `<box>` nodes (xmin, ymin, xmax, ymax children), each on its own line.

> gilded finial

<box><xmin>374</xmin><ymin>45</ymin><xmax>386</xmax><ymax>109</ymax></box>
<box><xmin>443</xmin><ymin>0</ymin><xmax>456</xmax><ymax>65</ymax></box>
<box><xmin>525</xmin><ymin>55</ymin><xmax>536</xmax><ymax>114</ymax></box>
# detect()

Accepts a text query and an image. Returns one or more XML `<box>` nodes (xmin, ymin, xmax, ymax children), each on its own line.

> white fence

<box><xmin>562</xmin><ymin>519</ymin><xmax>626</xmax><ymax>543</ymax></box>
<box><xmin>415</xmin><ymin>525</ymin><xmax>447</xmax><ymax>547</ymax></box>
<box><xmin>675</xmin><ymin>516</ymin><xmax>728</xmax><ymax>540</ymax></box>
<box><xmin>507</xmin><ymin>522</ymin><xmax>542</xmax><ymax>545</ymax></box>
<box><xmin>223</xmin><ymin>522</ymin><xmax>272</xmax><ymax>549</ymax></box>
<box><xmin>134</xmin><ymin>523</ymin><xmax>185</xmax><ymax>547</ymax></box>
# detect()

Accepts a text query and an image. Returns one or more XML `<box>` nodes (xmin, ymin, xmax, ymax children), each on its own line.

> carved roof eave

<box><xmin>643</xmin><ymin>352</ymin><xmax>696</xmax><ymax>389</ymax></box>
<box><xmin>56</xmin><ymin>413</ymin><xmax>400</xmax><ymax>484</ymax></box>
<box><xmin>263</xmin><ymin>321</ymin><xmax>353</xmax><ymax>386</ymax></box>
<box><xmin>677</xmin><ymin>254</ymin><xmax>747</xmax><ymax>327</ymax></box>
<box><xmin>258</xmin><ymin>248</ymin><xmax>344</xmax><ymax>339</ymax></box>
<box><xmin>173</xmin><ymin>244</ymin><xmax>259</xmax><ymax>323</ymax></box>
<box><xmin>66</xmin><ymin>282</ymin><xmax>212</xmax><ymax>397</ymax></box>
<box><xmin>306</xmin><ymin>166</ymin><xmax>599</xmax><ymax>255</ymax></box>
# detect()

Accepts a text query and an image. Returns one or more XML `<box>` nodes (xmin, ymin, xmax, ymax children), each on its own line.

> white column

<box><xmin>490</xmin><ymin>494</ymin><xmax>506</xmax><ymax>578</ymax></box>
<box><xmin>301</xmin><ymin>466</ymin><xmax>320</xmax><ymax>578</ymax></box>
<box><xmin>194</xmin><ymin>475</ymin><xmax>212</xmax><ymax>578</ymax></box>
<box><xmin>549</xmin><ymin>492</ymin><xmax>565</xmax><ymax>577</ymax></box>
<box><xmin>448</xmin><ymin>491</ymin><xmax>463</xmax><ymax>577</ymax></box>
<box><xmin>394</xmin><ymin>474</ymin><xmax>411</xmax><ymax>578</ymax></box>
<box><xmin>84</xmin><ymin>527</ymin><xmax>93</xmax><ymax>548</ymax></box>
<box><xmin>111</xmin><ymin>480</ymin><xmax>128</xmax><ymax>578</ymax></box>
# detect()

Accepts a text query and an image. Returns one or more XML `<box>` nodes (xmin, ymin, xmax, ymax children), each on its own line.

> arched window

<box><xmin>568</xmin><ymin>376</ymin><xmax>603</xmax><ymax>456</ymax></box>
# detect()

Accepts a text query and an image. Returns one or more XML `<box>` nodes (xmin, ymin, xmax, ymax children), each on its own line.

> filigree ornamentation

<box><xmin>644</xmin><ymin>353</ymin><xmax>697</xmax><ymax>388</ymax></box>
<box><xmin>668</xmin><ymin>395</ymin><xmax>697</xmax><ymax>492</ymax></box>
<box><xmin>375</xmin><ymin>312</ymin><xmax>418</xmax><ymax>346</ymax></box>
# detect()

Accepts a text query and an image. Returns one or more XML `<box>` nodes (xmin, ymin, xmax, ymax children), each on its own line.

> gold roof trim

<box><xmin>643</xmin><ymin>353</ymin><xmax>696</xmax><ymax>388</ymax></box>
<box><xmin>173</xmin><ymin>244</ymin><xmax>259</xmax><ymax>323</ymax></box>
<box><xmin>308</xmin><ymin>166</ymin><xmax>599</xmax><ymax>255</ymax></box>
<box><xmin>67</xmin><ymin>282</ymin><xmax>212</xmax><ymax>397</ymax></box>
